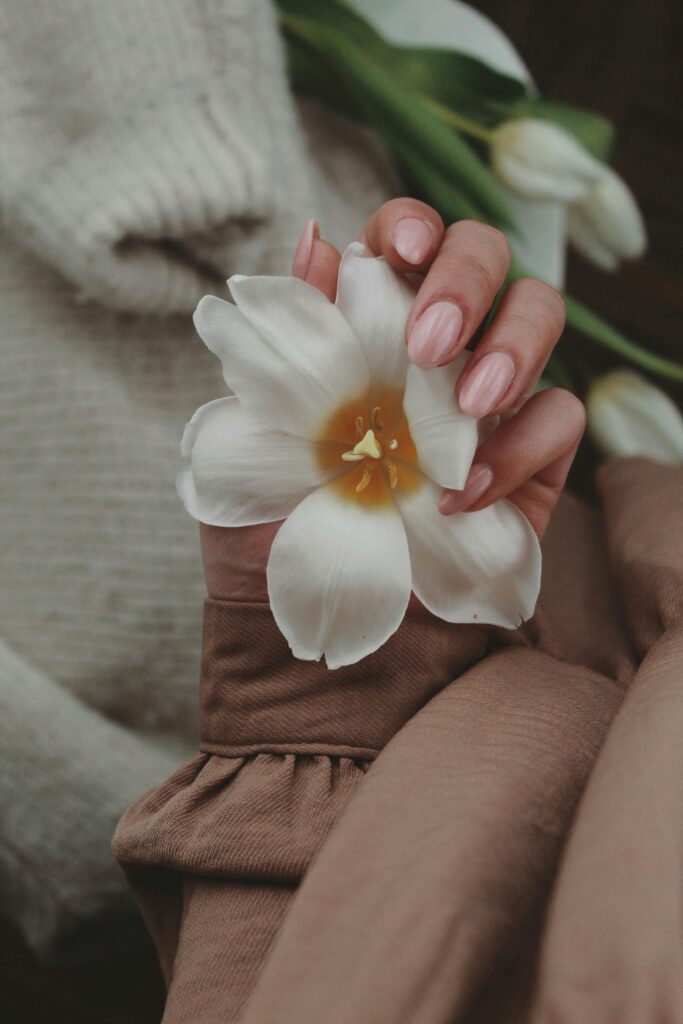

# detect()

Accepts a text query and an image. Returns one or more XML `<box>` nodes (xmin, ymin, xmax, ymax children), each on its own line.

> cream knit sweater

<box><xmin>0</xmin><ymin>0</ymin><xmax>394</xmax><ymax>957</ymax></box>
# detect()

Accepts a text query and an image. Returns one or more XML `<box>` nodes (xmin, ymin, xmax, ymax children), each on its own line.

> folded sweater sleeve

<box><xmin>0</xmin><ymin>637</ymin><xmax>178</xmax><ymax>959</ymax></box>
<box><xmin>0</xmin><ymin>0</ymin><xmax>279</xmax><ymax>314</ymax></box>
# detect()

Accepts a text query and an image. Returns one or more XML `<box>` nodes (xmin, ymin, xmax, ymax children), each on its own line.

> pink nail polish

<box><xmin>458</xmin><ymin>352</ymin><xmax>516</xmax><ymax>417</ymax></box>
<box><xmin>407</xmin><ymin>301</ymin><xmax>464</xmax><ymax>368</ymax></box>
<box><xmin>393</xmin><ymin>217</ymin><xmax>433</xmax><ymax>265</ymax></box>
<box><xmin>292</xmin><ymin>218</ymin><xmax>319</xmax><ymax>279</ymax></box>
<box><xmin>439</xmin><ymin>464</ymin><xmax>493</xmax><ymax>516</ymax></box>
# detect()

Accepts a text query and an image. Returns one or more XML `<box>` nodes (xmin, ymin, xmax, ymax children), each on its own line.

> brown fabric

<box><xmin>113</xmin><ymin>459</ymin><xmax>683</xmax><ymax>1023</ymax></box>
<box><xmin>531</xmin><ymin>460</ymin><xmax>683</xmax><ymax>1024</ymax></box>
<box><xmin>240</xmin><ymin>650</ymin><xmax>621</xmax><ymax>1024</ymax></box>
<box><xmin>199</xmin><ymin>600</ymin><xmax>487</xmax><ymax>759</ymax></box>
<box><xmin>114</xmin><ymin>613</ymin><xmax>490</xmax><ymax>1020</ymax></box>
<box><xmin>162</xmin><ymin>879</ymin><xmax>294</xmax><ymax>1024</ymax></box>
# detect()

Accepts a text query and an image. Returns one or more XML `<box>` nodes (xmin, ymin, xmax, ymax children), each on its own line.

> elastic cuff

<box><xmin>5</xmin><ymin>96</ymin><xmax>272</xmax><ymax>314</ymax></box>
<box><xmin>199</xmin><ymin>599</ymin><xmax>488</xmax><ymax>757</ymax></box>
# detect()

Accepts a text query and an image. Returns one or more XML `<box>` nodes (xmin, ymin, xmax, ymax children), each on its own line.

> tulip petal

<box><xmin>565</xmin><ymin>201</ymin><xmax>618</xmax><ymax>268</ymax></box>
<box><xmin>567</xmin><ymin>205</ymin><xmax>619</xmax><ymax>270</ymax></box>
<box><xmin>193</xmin><ymin>278</ymin><xmax>370</xmax><ymax>439</ymax></box>
<box><xmin>492</xmin><ymin>119</ymin><xmax>603</xmax><ymax>203</ymax></box>
<box><xmin>396</xmin><ymin>479</ymin><xmax>541</xmax><ymax>627</ymax></box>
<box><xmin>177</xmin><ymin>397</ymin><xmax>343</xmax><ymax>526</ymax></box>
<box><xmin>336</xmin><ymin>243</ymin><xmax>414</xmax><ymax>403</ymax></box>
<box><xmin>402</xmin><ymin>354</ymin><xmax>479</xmax><ymax>490</ymax></box>
<box><xmin>569</xmin><ymin>169</ymin><xmax>647</xmax><ymax>270</ymax></box>
<box><xmin>267</xmin><ymin>484</ymin><xmax>411</xmax><ymax>668</ymax></box>
<box><xmin>587</xmin><ymin>370</ymin><xmax>683</xmax><ymax>464</ymax></box>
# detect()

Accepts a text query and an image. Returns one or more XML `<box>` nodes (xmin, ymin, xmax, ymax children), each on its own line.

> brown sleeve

<box><xmin>199</xmin><ymin>598</ymin><xmax>489</xmax><ymax>760</ymax></box>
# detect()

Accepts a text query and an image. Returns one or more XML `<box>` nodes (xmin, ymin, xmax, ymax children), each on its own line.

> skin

<box><xmin>202</xmin><ymin>199</ymin><xmax>586</xmax><ymax>603</ymax></box>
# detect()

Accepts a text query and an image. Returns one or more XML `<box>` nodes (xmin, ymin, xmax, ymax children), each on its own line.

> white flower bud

<box><xmin>587</xmin><ymin>370</ymin><xmax>683</xmax><ymax>464</ymax></box>
<box><xmin>568</xmin><ymin>167</ymin><xmax>647</xmax><ymax>271</ymax></box>
<box><xmin>490</xmin><ymin>118</ymin><xmax>603</xmax><ymax>202</ymax></box>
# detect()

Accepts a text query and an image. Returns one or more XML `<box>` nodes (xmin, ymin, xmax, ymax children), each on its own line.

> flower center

<box><xmin>316</xmin><ymin>390</ymin><xmax>420</xmax><ymax>506</ymax></box>
<box><xmin>338</xmin><ymin>406</ymin><xmax>402</xmax><ymax>495</ymax></box>
<box><xmin>342</xmin><ymin>427</ymin><xmax>383</xmax><ymax>462</ymax></box>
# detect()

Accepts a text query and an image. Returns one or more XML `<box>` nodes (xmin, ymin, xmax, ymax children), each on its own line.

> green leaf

<box><xmin>284</xmin><ymin>37</ymin><xmax>362</xmax><ymax>119</ymax></box>
<box><xmin>280</xmin><ymin>12</ymin><xmax>516</xmax><ymax>230</ymax></box>
<box><xmin>383</xmin><ymin>46</ymin><xmax>528</xmax><ymax>128</ymax></box>
<box><xmin>515</xmin><ymin>98</ymin><xmax>615</xmax><ymax>160</ymax></box>
<box><xmin>276</xmin><ymin>0</ymin><xmax>389</xmax><ymax>53</ymax></box>
<box><xmin>387</xmin><ymin>128</ymin><xmax>487</xmax><ymax>223</ymax></box>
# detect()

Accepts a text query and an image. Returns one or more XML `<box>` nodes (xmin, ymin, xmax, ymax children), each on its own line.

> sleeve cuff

<box><xmin>5</xmin><ymin>95</ymin><xmax>272</xmax><ymax>314</ymax></box>
<box><xmin>198</xmin><ymin>598</ymin><xmax>489</xmax><ymax>759</ymax></box>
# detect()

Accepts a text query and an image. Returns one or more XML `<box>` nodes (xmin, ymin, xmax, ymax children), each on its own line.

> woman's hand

<box><xmin>202</xmin><ymin>200</ymin><xmax>585</xmax><ymax>602</ymax></box>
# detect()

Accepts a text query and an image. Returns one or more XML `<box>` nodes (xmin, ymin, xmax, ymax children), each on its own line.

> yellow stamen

<box><xmin>355</xmin><ymin>415</ymin><xmax>365</xmax><ymax>439</ymax></box>
<box><xmin>355</xmin><ymin>466</ymin><xmax>374</xmax><ymax>493</ymax></box>
<box><xmin>341</xmin><ymin>428</ymin><xmax>383</xmax><ymax>463</ymax></box>
<box><xmin>371</xmin><ymin>406</ymin><xmax>383</xmax><ymax>432</ymax></box>
<box><xmin>385</xmin><ymin>458</ymin><xmax>398</xmax><ymax>490</ymax></box>
<box><xmin>353</xmin><ymin>428</ymin><xmax>383</xmax><ymax>459</ymax></box>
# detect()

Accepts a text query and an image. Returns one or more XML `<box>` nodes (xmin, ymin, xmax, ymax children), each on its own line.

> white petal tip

<box><xmin>343</xmin><ymin>241</ymin><xmax>366</xmax><ymax>259</ymax></box>
<box><xmin>227</xmin><ymin>273</ymin><xmax>248</xmax><ymax>290</ymax></box>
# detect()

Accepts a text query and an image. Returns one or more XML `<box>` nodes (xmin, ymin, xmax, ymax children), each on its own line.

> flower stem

<box><xmin>506</xmin><ymin>260</ymin><xmax>683</xmax><ymax>383</ymax></box>
<box><xmin>422</xmin><ymin>97</ymin><xmax>495</xmax><ymax>143</ymax></box>
<box><xmin>564</xmin><ymin>296</ymin><xmax>683</xmax><ymax>382</ymax></box>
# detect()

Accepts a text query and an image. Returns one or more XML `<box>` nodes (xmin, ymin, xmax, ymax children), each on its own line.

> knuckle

<box><xmin>386</xmin><ymin>197</ymin><xmax>443</xmax><ymax>227</ymax></box>
<box><xmin>514</xmin><ymin>278</ymin><xmax>567</xmax><ymax>330</ymax></box>
<box><xmin>499</xmin><ymin>309</ymin><xmax>549</xmax><ymax>344</ymax></box>
<box><xmin>460</xmin><ymin>251</ymin><xmax>500</xmax><ymax>292</ymax></box>
<box><xmin>445</xmin><ymin>220</ymin><xmax>511</xmax><ymax>266</ymax></box>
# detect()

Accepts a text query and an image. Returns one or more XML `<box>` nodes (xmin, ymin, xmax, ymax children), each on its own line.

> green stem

<box><xmin>506</xmin><ymin>260</ymin><xmax>683</xmax><ymax>383</ymax></box>
<box><xmin>384</xmin><ymin>128</ymin><xmax>485</xmax><ymax>222</ymax></box>
<box><xmin>564</xmin><ymin>296</ymin><xmax>683</xmax><ymax>382</ymax></box>
<box><xmin>422</xmin><ymin>96</ymin><xmax>494</xmax><ymax>143</ymax></box>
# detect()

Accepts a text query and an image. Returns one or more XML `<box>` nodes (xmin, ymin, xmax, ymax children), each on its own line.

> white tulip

<box><xmin>179</xmin><ymin>244</ymin><xmax>541</xmax><ymax>668</ymax></box>
<box><xmin>490</xmin><ymin>117</ymin><xmax>603</xmax><ymax>202</ymax></box>
<box><xmin>568</xmin><ymin>166</ymin><xmax>647</xmax><ymax>270</ymax></box>
<box><xmin>587</xmin><ymin>370</ymin><xmax>683</xmax><ymax>464</ymax></box>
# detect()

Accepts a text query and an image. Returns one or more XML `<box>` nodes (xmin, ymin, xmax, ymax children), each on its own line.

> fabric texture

<box><xmin>0</xmin><ymin>0</ymin><xmax>395</xmax><ymax>956</ymax></box>
<box><xmin>114</xmin><ymin>459</ymin><xmax>683</xmax><ymax>1022</ymax></box>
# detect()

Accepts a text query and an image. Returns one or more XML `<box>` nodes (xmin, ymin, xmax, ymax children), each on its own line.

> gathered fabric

<box><xmin>114</xmin><ymin>608</ymin><xmax>488</xmax><ymax>1019</ymax></box>
<box><xmin>113</xmin><ymin>459</ymin><xmax>683</xmax><ymax>1023</ymax></box>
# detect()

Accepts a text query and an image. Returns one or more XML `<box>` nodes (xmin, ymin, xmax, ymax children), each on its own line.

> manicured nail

<box><xmin>292</xmin><ymin>218</ymin><xmax>319</xmax><ymax>279</ymax></box>
<box><xmin>439</xmin><ymin>464</ymin><xmax>493</xmax><ymax>516</ymax></box>
<box><xmin>393</xmin><ymin>217</ymin><xmax>433</xmax><ymax>265</ymax></box>
<box><xmin>458</xmin><ymin>351</ymin><xmax>516</xmax><ymax>417</ymax></box>
<box><xmin>407</xmin><ymin>301</ymin><xmax>464</xmax><ymax>368</ymax></box>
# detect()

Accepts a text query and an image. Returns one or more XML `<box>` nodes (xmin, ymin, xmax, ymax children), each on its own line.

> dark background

<box><xmin>2</xmin><ymin>1</ymin><xmax>681</xmax><ymax>1020</ymax></box>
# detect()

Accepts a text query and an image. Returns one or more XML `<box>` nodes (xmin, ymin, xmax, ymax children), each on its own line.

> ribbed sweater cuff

<box><xmin>5</xmin><ymin>96</ymin><xmax>271</xmax><ymax>314</ymax></box>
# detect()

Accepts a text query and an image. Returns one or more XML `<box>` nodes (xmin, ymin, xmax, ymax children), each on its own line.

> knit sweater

<box><xmin>0</xmin><ymin>0</ymin><xmax>562</xmax><ymax>959</ymax></box>
<box><xmin>0</xmin><ymin>0</ymin><xmax>394</xmax><ymax>957</ymax></box>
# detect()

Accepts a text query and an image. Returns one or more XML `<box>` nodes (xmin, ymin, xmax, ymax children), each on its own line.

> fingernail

<box><xmin>393</xmin><ymin>217</ymin><xmax>433</xmax><ymax>265</ymax></box>
<box><xmin>458</xmin><ymin>352</ymin><xmax>516</xmax><ymax>417</ymax></box>
<box><xmin>439</xmin><ymin>464</ymin><xmax>493</xmax><ymax>516</ymax></box>
<box><xmin>292</xmin><ymin>218</ymin><xmax>319</xmax><ymax>279</ymax></box>
<box><xmin>407</xmin><ymin>301</ymin><xmax>464</xmax><ymax>368</ymax></box>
